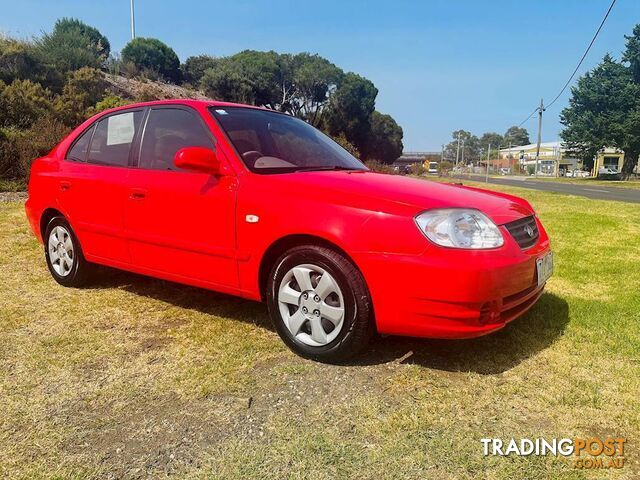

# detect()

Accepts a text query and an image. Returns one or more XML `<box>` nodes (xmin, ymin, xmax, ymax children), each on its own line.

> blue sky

<box><xmin>2</xmin><ymin>0</ymin><xmax>639</xmax><ymax>151</ymax></box>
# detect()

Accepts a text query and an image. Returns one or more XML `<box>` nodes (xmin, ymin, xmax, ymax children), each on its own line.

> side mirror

<box><xmin>174</xmin><ymin>146</ymin><xmax>225</xmax><ymax>175</ymax></box>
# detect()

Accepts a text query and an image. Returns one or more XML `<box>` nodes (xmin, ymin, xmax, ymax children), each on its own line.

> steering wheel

<box><xmin>242</xmin><ymin>150</ymin><xmax>263</xmax><ymax>167</ymax></box>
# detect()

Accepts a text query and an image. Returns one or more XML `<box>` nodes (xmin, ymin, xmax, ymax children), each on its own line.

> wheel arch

<box><xmin>40</xmin><ymin>207</ymin><xmax>65</xmax><ymax>239</ymax></box>
<box><xmin>258</xmin><ymin>234</ymin><xmax>367</xmax><ymax>303</ymax></box>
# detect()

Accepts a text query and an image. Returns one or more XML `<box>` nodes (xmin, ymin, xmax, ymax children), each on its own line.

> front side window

<box><xmin>88</xmin><ymin>110</ymin><xmax>144</xmax><ymax>167</ymax></box>
<box><xmin>210</xmin><ymin>107</ymin><xmax>366</xmax><ymax>174</ymax></box>
<box><xmin>138</xmin><ymin>108</ymin><xmax>214</xmax><ymax>171</ymax></box>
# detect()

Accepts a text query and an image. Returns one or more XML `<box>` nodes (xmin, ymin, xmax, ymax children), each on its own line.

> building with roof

<box><xmin>498</xmin><ymin>141</ymin><xmax>580</xmax><ymax>175</ymax></box>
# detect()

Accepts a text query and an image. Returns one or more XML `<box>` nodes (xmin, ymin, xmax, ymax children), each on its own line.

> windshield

<box><xmin>209</xmin><ymin>106</ymin><xmax>367</xmax><ymax>174</ymax></box>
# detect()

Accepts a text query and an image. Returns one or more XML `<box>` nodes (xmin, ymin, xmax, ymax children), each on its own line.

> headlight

<box><xmin>414</xmin><ymin>208</ymin><xmax>504</xmax><ymax>249</ymax></box>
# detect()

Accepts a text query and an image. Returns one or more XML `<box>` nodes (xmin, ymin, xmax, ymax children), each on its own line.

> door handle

<box><xmin>60</xmin><ymin>181</ymin><xmax>71</xmax><ymax>191</ymax></box>
<box><xmin>129</xmin><ymin>188</ymin><xmax>147</xmax><ymax>200</ymax></box>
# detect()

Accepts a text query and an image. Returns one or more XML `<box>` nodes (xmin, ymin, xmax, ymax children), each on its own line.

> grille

<box><xmin>504</xmin><ymin>216</ymin><xmax>539</xmax><ymax>249</ymax></box>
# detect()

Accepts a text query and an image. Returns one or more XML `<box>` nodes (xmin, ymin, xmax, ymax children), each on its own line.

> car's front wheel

<box><xmin>44</xmin><ymin>216</ymin><xmax>92</xmax><ymax>287</ymax></box>
<box><xmin>267</xmin><ymin>245</ymin><xmax>373</xmax><ymax>362</ymax></box>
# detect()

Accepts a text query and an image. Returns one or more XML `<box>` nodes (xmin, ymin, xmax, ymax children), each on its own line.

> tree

<box><xmin>0</xmin><ymin>37</ymin><xmax>63</xmax><ymax>91</ymax></box>
<box><xmin>200</xmin><ymin>51</ymin><xmax>344</xmax><ymax>126</ymax></box>
<box><xmin>121</xmin><ymin>37</ymin><xmax>181</xmax><ymax>83</ymax></box>
<box><xmin>503</xmin><ymin>126</ymin><xmax>530</xmax><ymax>146</ymax></box>
<box><xmin>324</xmin><ymin>73</ymin><xmax>378</xmax><ymax>152</ymax></box>
<box><xmin>479</xmin><ymin>132</ymin><xmax>504</xmax><ymax>157</ymax></box>
<box><xmin>37</xmin><ymin>18</ymin><xmax>109</xmax><ymax>74</ymax></box>
<box><xmin>51</xmin><ymin>18</ymin><xmax>110</xmax><ymax>58</ymax></box>
<box><xmin>560</xmin><ymin>53</ymin><xmax>639</xmax><ymax>176</ymax></box>
<box><xmin>200</xmin><ymin>58</ymin><xmax>254</xmax><ymax>104</ymax></box>
<box><xmin>182</xmin><ymin>54</ymin><xmax>217</xmax><ymax>85</ymax></box>
<box><xmin>443</xmin><ymin>130</ymin><xmax>480</xmax><ymax>164</ymax></box>
<box><xmin>623</xmin><ymin>24</ymin><xmax>640</xmax><ymax>82</ymax></box>
<box><xmin>362</xmin><ymin>111</ymin><xmax>403</xmax><ymax>163</ymax></box>
<box><xmin>286</xmin><ymin>53</ymin><xmax>343</xmax><ymax>125</ymax></box>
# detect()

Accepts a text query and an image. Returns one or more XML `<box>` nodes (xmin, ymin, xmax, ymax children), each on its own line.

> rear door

<box><xmin>124</xmin><ymin>106</ymin><xmax>238</xmax><ymax>288</ymax></box>
<box><xmin>58</xmin><ymin>108</ymin><xmax>145</xmax><ymax>263</ymax></box>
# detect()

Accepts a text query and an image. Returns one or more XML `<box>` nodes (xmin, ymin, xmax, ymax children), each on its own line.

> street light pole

<box><xmin>130</xmin><ymin>0</ymin><xmax>136</xmax><ymax>40</ymax></box>
<box><xmin>455</xmin><ymin>132</ymin><xmax>461</xmax><ymax>167</ymax></box>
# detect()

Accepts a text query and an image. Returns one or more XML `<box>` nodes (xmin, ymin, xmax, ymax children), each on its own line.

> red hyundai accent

<box><xmin>25</xmin><ymin>100</ymin><xmax>552</xmax><ymax>362</ymax></box>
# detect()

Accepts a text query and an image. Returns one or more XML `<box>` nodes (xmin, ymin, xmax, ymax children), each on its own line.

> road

<box><xmin>449</xmin><ymin>174</ymin><xmax>640</xmax><ymax>204</ymax></box>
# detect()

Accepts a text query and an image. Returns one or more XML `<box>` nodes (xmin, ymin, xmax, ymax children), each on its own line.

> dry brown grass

<box><xmin>0</xmin><ymin>183</ymin><xmax>638</xmax><ymax>479</ymax></box>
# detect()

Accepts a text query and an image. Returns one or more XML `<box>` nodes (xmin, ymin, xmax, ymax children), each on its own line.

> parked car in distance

<box><xmin>499</xmin><ymin>168</ymin><xmax>510</xmax><ymax>175</ymax></box>
<box><xmin>25</xmin><ymin>100</ymin><xmax>552</xmax><ymax>362</ymax></box>
<box><xmin>598</xmin><ymin>166</ymin><xmax>621</xmax><ymax>179</ymax></box>
<box><xmin>427</xmin><ymin>161</ymin><xmax>438</xmax><ymax>175</ymax></box>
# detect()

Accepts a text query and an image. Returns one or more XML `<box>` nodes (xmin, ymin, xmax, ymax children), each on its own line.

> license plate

<box><xmin>536</xmin><ymin>252</ymin><xmax>553</xmax><ymax>287</ymax></box>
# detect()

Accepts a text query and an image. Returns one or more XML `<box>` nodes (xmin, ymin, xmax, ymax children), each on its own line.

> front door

<box><xmin>124</xmin><ymin>106</ymin><xmax>238</xmax><ymax>288</ymax></box>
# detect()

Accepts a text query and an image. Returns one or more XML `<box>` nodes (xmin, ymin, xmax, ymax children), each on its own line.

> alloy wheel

<box><xmin>277</xmin><ymin>264</ymin><xmax>345</xmax><ymax>346</ymax></box>
<box><xmin>48</xmin><ymin>225</ymin><xmax>74</xmax><ymax>277</ymax></box>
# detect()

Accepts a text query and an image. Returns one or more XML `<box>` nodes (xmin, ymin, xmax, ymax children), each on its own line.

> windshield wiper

<box><xmin>295</xmin><ymin>165</ymin><xmax>358</xmax><ymax>172</ymax></box>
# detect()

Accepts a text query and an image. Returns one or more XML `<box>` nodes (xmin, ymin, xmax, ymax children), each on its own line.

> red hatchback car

<box><xmin>26</xmin><ymin>100</ymin><xmax>552</xmax><ymax>361</ymax></box>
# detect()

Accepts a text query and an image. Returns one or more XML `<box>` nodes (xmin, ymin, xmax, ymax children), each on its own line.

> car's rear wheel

<box><xmin>44</xmin><ymin>216</ymin><xmax>92</xmax><ymax>287</ymax></box>
<box><xmin>267</xmin><ymin>245</ymin><xmax>373</xmax><ymax>362</ymax></box>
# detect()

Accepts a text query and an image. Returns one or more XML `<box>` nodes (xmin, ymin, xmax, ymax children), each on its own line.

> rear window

<box><xmin>66</xmin><ymin>126</ymin><xmax>94</xmax><ymax>162</ymax></box>
<box><xmin>87</xmin><ymin>110</ymin><xmax>144</xmax><ymax>167</ymax></box>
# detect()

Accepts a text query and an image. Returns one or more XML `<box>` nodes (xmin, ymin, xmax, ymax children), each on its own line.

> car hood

<box><xmin>271</xmin><ymin>170</ymin><xmax>533</xmax><ymax>225</ymax></box>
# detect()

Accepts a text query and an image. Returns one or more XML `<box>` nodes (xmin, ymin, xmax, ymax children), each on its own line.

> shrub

<box><xmin>52</xmin><ymin>18</ymin><xmax>110</xmax><ymax>58</ymax></box>
<box><xmin>439</xmin><ymin>160</ymin><xmax>453</xmax><ymax>175</ymax></box>
<box><xmin>0</xmin><ymin>116</ymin><xmax>69</xmax><ymax>180</ymax></box>
<box><xmin>121</xmin><ymin>38</ymin><xmax>181</xmax><ymax>83</ymax></box>
<box><xmin>88</xmin><ymin>95</ymin><xmax>129</xmax><ymax>116</ymax></box>
<box><xmin>364</xmin><ymin>160</ymin><xmax>396</xmax><ymax>174</ymax></box>
<box><xmin>136</xmin><ymin>84</ymin><xmax>167</xmax><ymax>102</ymax></box>
<box><xmin>54</xmin><ymin>67</ymin><xmax>106</xmax><ymax>126</ymax></box>
<box><xmin>37</xmin><ymin>18</ymin><xmax>109</xmax><ymax>74</ymax></box>
<box><xmin>0</xmin><ymin>129</ymin><xmax>20</xmax><ymax>179</ymax></box>
<box><xmin>182</xmin><ymin>54</ymin><xmax>217</xmax><ymax>85</ymax></box>
<box><xmin>0</xmin><ymin>37</ymin><xmax>63</xmax><ymax>92</ymax></box>
<box><xmin>408</xmin><ymin>162</ymin><xmax>426</xmax><ymax>176</ymax></box>
<box><xmin>0</xmin><ymin>79</ymin><xmax>52</xmax><ymax>129</ymax></box>
<box><xmin>332</xmin><ymin>133</ymin><xmax>360</xmax><ymax>159</ymax></box>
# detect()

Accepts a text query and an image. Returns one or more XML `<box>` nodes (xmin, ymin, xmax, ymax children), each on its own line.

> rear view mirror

<box><xmin>174</xmin><ymin>146</ymin><xmax>224</xmax><ymax>175</ymax></box>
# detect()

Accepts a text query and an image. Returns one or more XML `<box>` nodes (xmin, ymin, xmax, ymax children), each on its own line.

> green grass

<box><xmin>480</xmin><ymin>174</ymin><xmax>640</xmax><ymax>190</ymax></box>
<box><xmin>0</xmin><ymin>183</ymin><xmax>639</xmax><ymax>479</ymax></box>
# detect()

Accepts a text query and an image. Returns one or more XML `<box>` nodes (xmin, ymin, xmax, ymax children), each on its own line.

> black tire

<box><xmin>44</xmin><ymin>216</ymin><xmax>92</xmax><ymax>287</ymax></box>
<box><xmin>266</xmin><ymin>245</ymin><xmax>373</xmax><ymax>363</ymax></box>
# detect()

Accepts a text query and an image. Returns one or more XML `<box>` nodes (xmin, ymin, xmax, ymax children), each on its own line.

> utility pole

<box><xmin>130</xmin><ymin>0</ymin><xmax>136</xmax><ymax>40</ymax></box>
<box><xmin>485</xmin><ymin>143</ymin><xmax>491</xmax><ymax>183</ymax></box>
<box><xmin>441</xmin><ymin>144</ymin><xmax>444</xmax><ymax>163</ymax></box>
<box><xmin>534</xmin><ymin>98</ymin><xmax>545</xmax><ymax>178</ymax></box>
<box><xmin>461</xmin><ymin>139</ymin><xmax>465</xmax><ymax>166</ymax></box>
<box><xmin>455</xmin><ymin>132</ymin><xmax>461</xmax><ymax>167</ymax></box>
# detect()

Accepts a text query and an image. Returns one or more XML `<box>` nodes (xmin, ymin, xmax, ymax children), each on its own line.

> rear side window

<box><xmin>66</xmin><ymin>126</ymin><xmax>94</xmax><ymax>162</ymax></box>
<box><xmin>88</xmin><ymin>110</ymin><xmax>144</xmax><ymax>167</ymax></box>
<box><xmin>138</xmin><ymin>108</ymin><xmax>214</xmax><ymax>171</ymax></box>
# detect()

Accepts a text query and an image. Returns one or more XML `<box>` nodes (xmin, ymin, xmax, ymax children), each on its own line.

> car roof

<box><xmin>99</xmin><ymin>98</ymin><xmax>274</xmax><ymax>116</ymax></box>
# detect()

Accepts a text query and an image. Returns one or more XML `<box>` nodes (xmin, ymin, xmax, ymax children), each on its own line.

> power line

<box><xmin>518</xmin><ymin>107</ymin><xmax>539</xmax><ymax>128</ymax></box>
<box><xmin>516</xmin><ymin>0</ymin><xmax>617</xmax><ymax>126</ymax></box>
<box><xmin>546</xmin><ymin>0</ymin><xmax>617</xmax><ymax>109</ymax></box>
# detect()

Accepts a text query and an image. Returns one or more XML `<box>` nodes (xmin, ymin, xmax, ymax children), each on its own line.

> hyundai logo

<box><xmin>524</xmin><ymin>224</ymin><xmax>534</xmax><ymax>238</ymax></box>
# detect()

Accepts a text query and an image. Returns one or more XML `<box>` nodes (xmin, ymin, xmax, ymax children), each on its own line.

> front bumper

<box><xmin>356</xmin><ymin>218</ymin><xmax>551</xmax><ymax>339</ymax></box>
